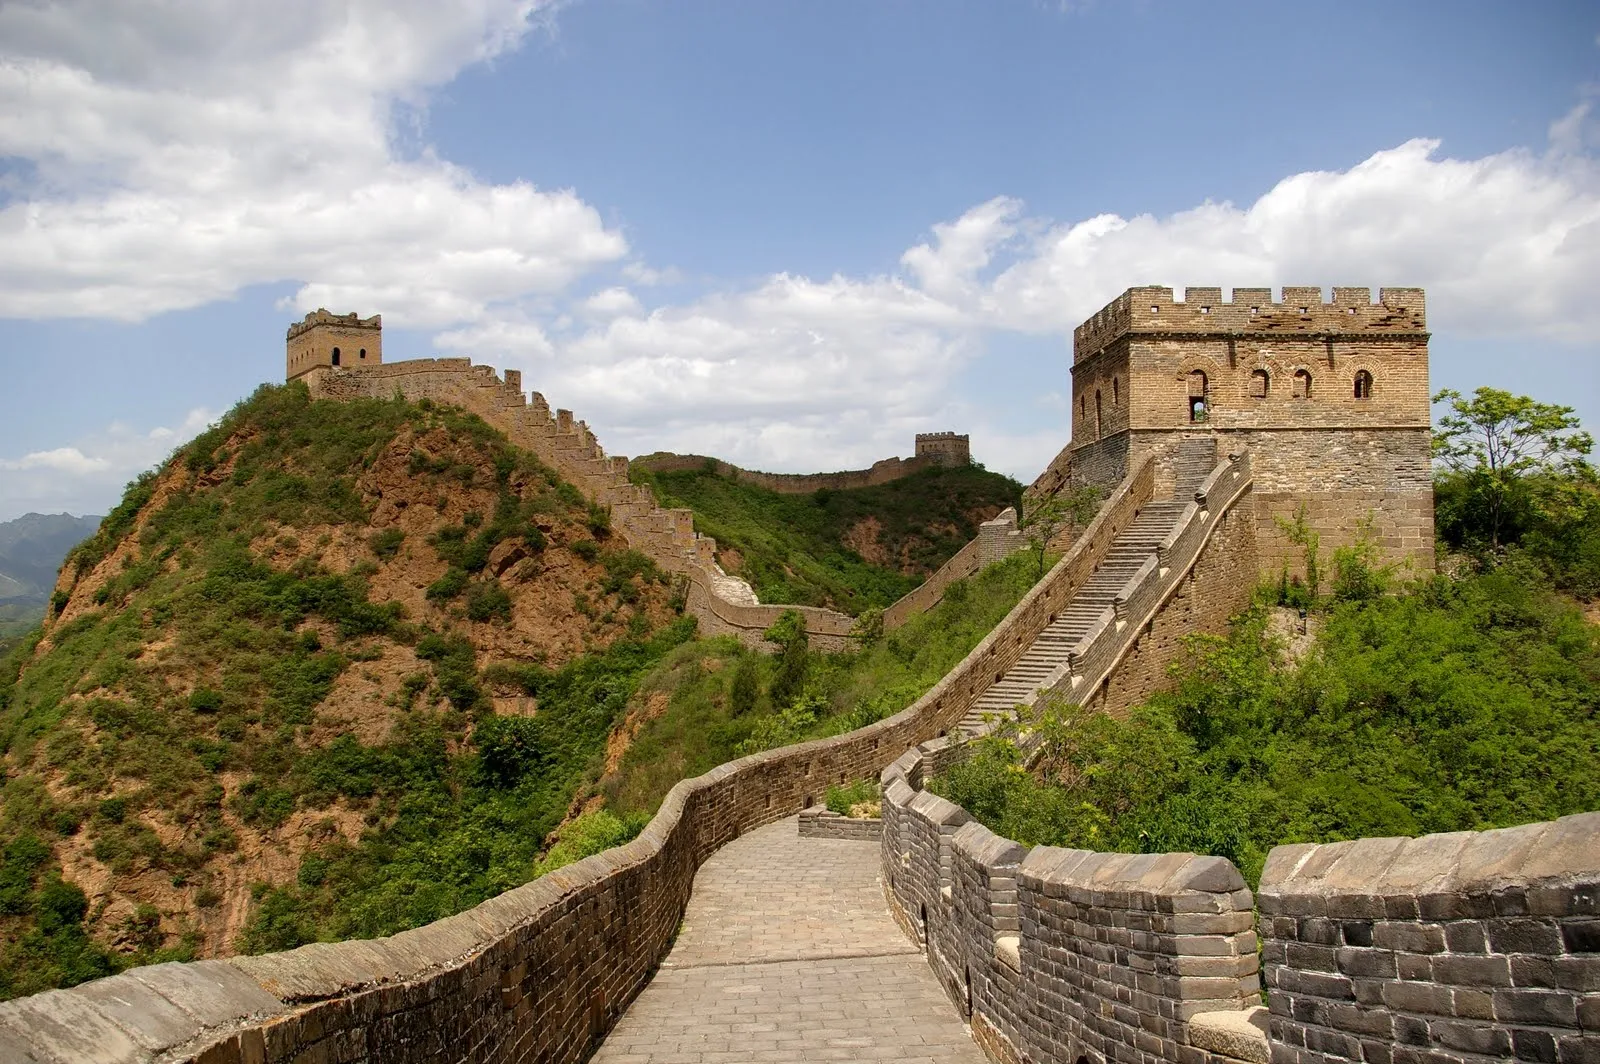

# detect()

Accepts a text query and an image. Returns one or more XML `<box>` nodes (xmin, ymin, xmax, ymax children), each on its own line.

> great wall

<box><xmin>1</xmin><ymin>289</ymin><xmax>1594</xmax><ymax>1064</ymax></box>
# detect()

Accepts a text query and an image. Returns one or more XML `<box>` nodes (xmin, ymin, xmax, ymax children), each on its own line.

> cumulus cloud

<box><xmin>484</xmin><ymin>119</ymin><xmax>1600</xmax><ymax>477</ymax></box>
<box><xmin>0</xmin><ymin>408</ymin><xmax>218</xmax><ymax>520</ymax></box>
<box><xmin>0</xmin><ymin>0</ymin><xmax>623</xmax><ymax>325</ymax></box>
<box><xmin>4</xmin><ymin>5</ymin><xmax>1595</xmax><ymax>487</ymax></box>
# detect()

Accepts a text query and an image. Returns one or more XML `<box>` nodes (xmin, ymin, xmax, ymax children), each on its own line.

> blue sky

<box><xmin>0</xmin><ymin>0</ymin><xmax>1596</xmax><ymax>522</ymax></box>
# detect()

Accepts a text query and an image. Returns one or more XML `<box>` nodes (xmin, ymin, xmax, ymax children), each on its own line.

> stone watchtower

<box><xmin>286</xmin><ymin>309</ymin><xmax>382</xmax><ymax>381</ymax></box>
<box><xmin>1063</xmin><ymin>285</ymin><xmax>1433</xmax><ymax>575</ymax></box>
<box><xmin>914</xmin><ymin>432</ymin><xmax>971</xmax><ymax>467</ymax></box>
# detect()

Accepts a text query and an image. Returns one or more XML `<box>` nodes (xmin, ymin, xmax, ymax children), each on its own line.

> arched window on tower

<box><xmin>332</xmin><ymin>347</ymin><xmax>341</xmax><ymax>367</ymax></box>
<box><xmin>1188</xmin><ymin>370</ymin><xmax>1209</xmax><ymax>422</ymax></box>
<box><xmin>1095</xmin><ymin>389</ymin><xmax>1103</xmax><ymax>438</ymax></box>
<box><xmin>1293</xmin><ymin>369</ymin><xmax>1312</xmax><ymax>399</ymax></box>
<box><xmin>359</xmin><ymin>348</ymin><xmax>367</xmax><ymax>360</ymax></box>
<box><xmin>1112</xmin><ymin>377</ymin><xmax>1120</xmax><ymax>405</ymax></box>
<box><xmin>1249</xmin><ymin>369</ymin><xmax>1269</xmax><ymax>398</ymax></box>
<box><xmin>1353</xmin><ymin>370</ymin><xmax>1373</xmax><ymax>399</ymax></box>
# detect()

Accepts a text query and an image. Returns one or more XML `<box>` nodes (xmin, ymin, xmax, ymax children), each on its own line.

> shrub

<box><xmin>571</xmin><ymin>539</ymin><xmax>600</xmax><ymax>562</ymax></box>
<box><xmin>464</xmin><ymin>581</ymin><xmax>513</xmax><ymax>623</ymax></box>
<box><xmin>473</xmin><ymin>715</ymin><xmax>545</xmax><ymax>786</ymax></box>
<box><xmin>729</xmin><ymin>655</ymin><xmax>761</xmax><ymax>716</ymax></box>
<box><xmin>188</xmin><ymin>688</ymin><xmax>223</xmax><ymax>714</ymax></box>
<box><xmin>825</xmin><ymin>778</ymin><xmax>878</xmax><ymax>816</ymax></box>
<box><xmin>426</xmin><ymin>567</ymin><xmax>470</xmax><ymax>601</ymax></box>
<box><xmin>369</xmin><ymin>528</ymin><xmax>405</xmax><ymax>560</ymax></box>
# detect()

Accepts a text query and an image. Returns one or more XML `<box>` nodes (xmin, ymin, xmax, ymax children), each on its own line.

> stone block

<box><xmin>127</xmin><ymin>960</ymin><xmax>285</xmax><ymax>1027</ymax></box>
<box><xmin>1187</xmin><ymin>1007</ymin><xmax>1270</xmax><ymax>1063</ymax></box>
<box><xmin>0</xmin><ymin>989</ymin><xmax>143</xmax><ymax>1064</ymax></box>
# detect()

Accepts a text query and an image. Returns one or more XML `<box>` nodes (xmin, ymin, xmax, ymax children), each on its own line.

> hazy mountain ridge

<box><xmin>0</xmin><ymin>513</ymin><xmax>102</xmax><ymax>603</ymax></box>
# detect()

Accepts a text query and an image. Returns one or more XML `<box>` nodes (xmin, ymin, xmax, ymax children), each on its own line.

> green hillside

<box><xmin>630</xmin><ymin>462</ymin><xmax>1022</xmax><ymax>614</ymax></box>
<box><xmin>0</xmin><ymin>384</ymin><xmax>1042</xmax><ymax>999</ymax></box>
<box><xmin>932</xmin><ymin>394</ymin><xmax>1600</xmax><ymax>885</ymax></box>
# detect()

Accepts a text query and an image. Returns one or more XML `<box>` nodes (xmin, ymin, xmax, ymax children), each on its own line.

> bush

<box><xmin>473</xmin><ymin>715</ymin><xmax>546</xmax><ymax>786</ymax></box>
<box><xmin>464</xmin><ymin>581</ymin><xmax>513</xmax><ymax>623</ymax></box>
<box><xmin>369</xmin><ymin>528</ymin><xmax>405</xmax><ymax>560</ymax></box>
<box><xmin>729</xmin><ymin>655</ymin><xmax>761</xmax><ymax>716</ymax></box>
<box><xmin>571</xmin><ymin>539</ymin><xmax>600</xmax><ymax>562</ymax></box>
<box><xmin>426</xmin><ymin>567</ymin><xmax>470</xmax><ymax>601</ymax></box>
<box><xmin>825</xmin><ymin>778</ymin><xmax>878</xmax><ymax>816</ymax></box>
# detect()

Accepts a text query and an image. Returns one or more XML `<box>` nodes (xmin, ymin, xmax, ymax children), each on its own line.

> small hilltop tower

<box><xmin>1056</xmin><ymin>285</ymin><xmax>1433</xmax><ymax>575</ymax></box>
<box><xmin>286</xmin><ymin>309</ymin><xmax>382</xmax><ymax>381</ymax></box>
<box><xmin>914</xmin><ymin>432</ymin><xmax>972</xmax><ymax>467</ymax></box>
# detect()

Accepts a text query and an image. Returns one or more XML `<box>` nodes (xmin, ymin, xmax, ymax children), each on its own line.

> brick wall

<box><xmin>304</xmin><ymin>360</ymin><xmax>1008</xmax><ymax>648</ymax></box>
<box><xmin>628</xmin><ymin>450</ymin><xmax>947</xmax><ymax>494</ymax></box>
<box><xmin>797</xmin><ymin>808</ymin><xmax>883</xmax><ymax>840</ymax></box>
<box><xmin>1258</xmin><ymin>815</ymin><xmax>1600</xmax><ymax>1064</ymax></box>
<box><xmin>0</xmin><ymin>434</ymin><xmax>1159</xmax><ymax>1064</ymax></box>
<box><xmin>881</xmin><ymin>745</ymin><xmax>1264</xmax><ymax>1064</ymax></box>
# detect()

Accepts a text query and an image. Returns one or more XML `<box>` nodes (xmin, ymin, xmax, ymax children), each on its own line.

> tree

<box><xmin>1021</xmin><ymin>485</ymin><xmax>1100</xmax><ymax>579</ymax></box>
<box><xmin>764</xmin><ymin>609</ymin><xmax>809</xmax><ymax>707</ymax></box>
<box><xmin>1433</xmin><ymin>388</ymin><xmax>1593</xmax><ymax>551</ymax></box>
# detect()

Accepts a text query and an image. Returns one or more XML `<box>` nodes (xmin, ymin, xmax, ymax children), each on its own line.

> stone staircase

<box><xmin>956</xmin><ymin>437</ymin><xmax>1216</xmax><ymax>735</ymax></box>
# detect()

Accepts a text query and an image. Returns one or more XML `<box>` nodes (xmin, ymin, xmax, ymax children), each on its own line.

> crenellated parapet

<box><xmin>1074</xmin><ymin>285</ymin><xmax>1427</xmax><ymax>363</ymax></box>
<box><xmin>293</xmin><ymin>354</ymin><xmax>1005</xmax><ymax>650</ymax></box>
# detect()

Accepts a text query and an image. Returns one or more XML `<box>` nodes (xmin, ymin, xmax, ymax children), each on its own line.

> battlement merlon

<box><xmin>287</xmin><ymin>309</ymin><xmax>383</xmax><ymax>341</ymax></box>
<box><xmin>1074</xmin><ymin>286</ymin><xmax>1427</xmax><ymax>363</ymax></box>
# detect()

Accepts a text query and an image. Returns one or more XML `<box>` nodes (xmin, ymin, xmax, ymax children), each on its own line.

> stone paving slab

<box><xmin>592</xmin><ymin>816</ymin><xmax>984</xmax><ymax>1064</ymax></box>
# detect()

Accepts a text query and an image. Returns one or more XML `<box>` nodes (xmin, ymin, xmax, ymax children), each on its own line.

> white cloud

<box><xmin>0</xmin><ymin>1</ymin><xmax>623</xmax><ymax>326</ymax></box>
<box><xmin>581</xmin><ymin>287</ymin><xmax>644</xmax><ymax>318</ymax></box>
<box><xmin>0</xmin><ymin>447</ymin><xmax>110</xmax><ymax>475</ymax></box>
<box><xmin>0</xmin><ymin>408</ymin><xmax>218</xmax><ymax>522</ymax></box>
<box><xmin>490</xmin><ymin>117</ymin><xmax>1600</xmax><ymax>478</ymax></box>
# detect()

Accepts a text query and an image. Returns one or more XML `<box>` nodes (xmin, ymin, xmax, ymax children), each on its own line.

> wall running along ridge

<box><xmin>0</xmin><ymin>411</ymin><xmax>1156</xmax><ymax>1064</ymax></box>
<box><xmin>299</xmin><ymin>359</ymin><xmax>1022</xmax><ymax>649</ymax></box>
<box><xmin>3</xmin><ymin>436</ymin><xmax>1593</xmax><ymax>1064</ymax></box>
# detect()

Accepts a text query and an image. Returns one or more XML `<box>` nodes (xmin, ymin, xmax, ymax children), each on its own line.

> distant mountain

<box><xmin>0</xmin><ymin>512</ymin><xmax>103</xmax><ymax>604</ymax></box>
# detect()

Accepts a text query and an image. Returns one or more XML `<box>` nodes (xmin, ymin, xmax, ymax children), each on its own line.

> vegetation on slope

<box><xmin>631</xmin><ymin>462</ymin><xmax>1022</xmax><ymax>614</ymax></box>
<box><xmin>932</xmin><ymin>387</ymin><xmax>1600</xmax><ymax>886</ymax></box>
<box><xmin>596</xmin><ymin>551</ymin><xmax>1045</xmax><ymax>816</ymax></box>
<box><xmin>0</xmin><ymin>383</ymin><xmax>681</xmax><ymax>997</ymax></box>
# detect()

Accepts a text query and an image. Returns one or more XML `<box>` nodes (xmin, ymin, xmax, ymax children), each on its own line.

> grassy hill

<box><xmin>630</xmin><ymin>462</ymin><xmax>1022</xmax><ymax>614</ymax></box>
<box><xmin>0</xmin><ymin>384</ymin><xmax>1044</xmax><ymax>1000</ymax></box>
<box><xmin>0</xmin><ymin>383</ymin><xmax>689</xmax><ymax>996</ymax></box>
<box><xmin>932</xmin><ymin>558</ymin><xmax>1600</xmax><ymax>887</ymax></box>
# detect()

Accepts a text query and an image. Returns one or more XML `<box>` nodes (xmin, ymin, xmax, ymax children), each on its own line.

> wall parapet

<box><xmin>300</xmin><ymin>359</ymin><xmax>1002</xmax><ymax>649</ymax></box>
<box><xmin>1258</xmin><ymin>815</ymin><xmax>1600</xmax><ymax>1064</ymax></box>
<box><xmin>1074</xmin><ymin>286</ymin><xmax>1428</xmax><ymax>363</ymax></box>
<box><xmin>880</xmin><ymin>740</ymin><xmax>1265</xmax><ymax>1064</ymax></box>
<box><xmin>629</xmin><ymin>448</ymin><xmax>950</xmax><ymax>495</ymax></box>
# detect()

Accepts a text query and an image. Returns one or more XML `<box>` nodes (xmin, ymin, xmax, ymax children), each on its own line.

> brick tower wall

<box><xmin>1062</xmin><ymin>287</ymin><xmax>1434</xmax><ymax>579</ymax></box>
<box><xmin>286</xmin><ymin>310</ymin><xmax>383</xmax><ymax>381</ymax></box>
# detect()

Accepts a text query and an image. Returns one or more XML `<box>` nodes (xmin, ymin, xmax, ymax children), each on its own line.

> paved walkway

<box><xmin>592</xmin><ymin>816</ymin><xmax>986</xmax><ymax>1064</ymax></box>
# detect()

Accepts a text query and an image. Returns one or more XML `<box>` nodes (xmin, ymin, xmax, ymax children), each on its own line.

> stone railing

<box><xmin>1039</xmin><ymin>450</ymin><xmax>1252</xmax><ymax>718</ymax></box>
<box><xmin>880</xmin><ymin>743</ymin><xmax>1266</xmax><ymax>1064</ymax></box>
<box><xmin>880</xmin><ymin>731</ymin><xmax>1600</xmax><ymax>1064</ymax></box>
<box><xmin>1259</xmin><ymin>816</ymin><xmax>1600</xmax><ymax>1064</ymax></box>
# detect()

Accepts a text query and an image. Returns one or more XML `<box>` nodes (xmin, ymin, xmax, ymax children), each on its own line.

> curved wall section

<box><xmin>0</xmin><ymin>449</ymin><xmax>1161</xmax><ymax>1064</ymax></box>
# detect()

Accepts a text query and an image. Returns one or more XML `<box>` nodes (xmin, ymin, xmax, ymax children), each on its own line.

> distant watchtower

<box><xmin>915</xmin><ymin>432</ymin><xmax>971</xmax><ymax>467</ymax></box>
<box><xmin>1062</xmin><ymin>285</ymin><xmax>1433</xmax><ymax>574</ymax></box>
<box><xmin>286</xmin><ymin>309</ymin><xmax>382</xmax><ymax>381</ymax></box>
